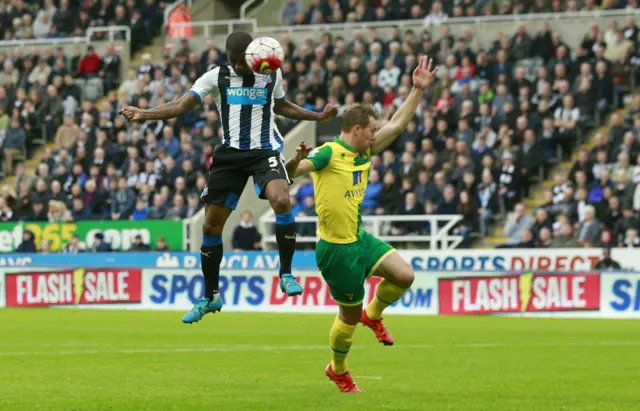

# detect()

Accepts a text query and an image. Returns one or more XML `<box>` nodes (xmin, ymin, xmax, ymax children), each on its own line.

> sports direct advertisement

<box><xmin>144</xmin><ymin>270</ymin><xmax>438</xmax><ymax>315</ymax></box>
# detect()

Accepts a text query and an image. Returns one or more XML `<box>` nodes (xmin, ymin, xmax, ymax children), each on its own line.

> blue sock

<box><xmin>202</xmin><ymin>235</ymin><xmax>222</xmax><ymax>247</ymax></box>
<box><xmin>275</xmin><ymin>211</ymin><xmax>296</xmax><ymax>275</ymax></box>
<box><xmin>275</xmin><ymin>211</ymin><xmax>295</xmax><ymax>226</ymax></box>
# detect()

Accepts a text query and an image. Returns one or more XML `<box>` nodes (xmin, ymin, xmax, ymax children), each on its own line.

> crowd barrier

<box><xmin>0</xmin><ymin>249</ymin><xmax>638</xmax><ymax>318</ymax></box>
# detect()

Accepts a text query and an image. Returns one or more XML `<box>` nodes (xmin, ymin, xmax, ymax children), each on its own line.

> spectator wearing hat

<box><xmin>91</xmin><ymin>232</ymin><xmax>112</xmax><ymax>252</ymax></box>
<box><xmin>130</xmin><ymin>235</ymin><xmax>150</xmax><ymax>251</ymax></box>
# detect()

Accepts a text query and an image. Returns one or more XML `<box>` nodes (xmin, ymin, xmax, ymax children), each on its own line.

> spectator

<box><xmin>503</xmin><ymin>203</ymin><xmax>533</xmax><ymax>245</ymax></box>
<box><xmin>55</xmin><ymin>115</ymin><xmax>82</xmax><ymax>150</ymax></box>
<box><xmin>577</xmin><ymin>205</ymin><xmax>600</xmax><ymax>246</ymax></box>
<box><xmin>155</xmin><ymin>235</ymin><xmax>170</xmax><ymax>251</ymax></box>
<box><xmin>185</xmin><ymin>193</ymin><xmax>202</xmax><ymax>218</ymax></box>
<box><xmin>2</xmin><ymin>116</ymin><xmax>25</xmax><ymax>175</ymax></box>
<box><xmin>130</xmin><ymin>235</ymin><xmax>150</xmax><ymax>251</ymax></box>
<box><xmin>47</xmin><ymin>199</ymin><xmax>72</xmax><ymax>222</ymax></box>
<box><xmin>622</xmin><ymin>228</ymin><xmax>640</xmax><ymax>248</ymax></box>
<box><xmin>111</xmin><ymin>177</ymin><xmax>135</xmax><ymax>220</ymax></box>
<box><xmin>550</xmin><ymin>222</ymin><xmax>580</xmax><ymax>248</ymax></box>
<box><xmin>281</xmin><ymin>0</ymin><xmax>304</xmax><ymax>25</ymax></box>
<box><xmin>62</xmin><ymin>235</ymin><xmax>84</xmax><ymax>253</ymax></box>
<box><xmin>165</xmin><ymin>194</ymin><xmax>186</xmax><ymax>221</ymax></box>
<box><xmin>16</xmin><ymin>230</ymin><xmax>36</xmax><ymax>253</ymax></box>
<box><xmin>91</xmin><ymin>232</ymin><xmax>112</xmax><ymax>252</ymax></box>
<box><xmin>70</xmin><ymin>196</ymin><xmax>90</xmax><ymax>220</ymax></box>
<box><xmin>131</xmin><ymin>198</ymin><xmax>149</xmax><ymax>221</ymax></box>
<box><xmin>232</xmin><ymin>210</ymin><xmax>262</xmax><ymax>251</ymax></box>
<box><xmin>77</xmin><ymin>46</ymin><xmax>101</xmax><ymax>77</ymax></box>
<box><xmin>595</xmin><ymin>248</ymin><xmax>622</xmax><ymax>269</ymax></box>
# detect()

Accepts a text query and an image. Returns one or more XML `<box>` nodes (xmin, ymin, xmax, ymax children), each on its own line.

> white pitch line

<box><xmin>0</xmin><ymin>341</ymin><xmax>639</xmax><ymax>357</ymax></box>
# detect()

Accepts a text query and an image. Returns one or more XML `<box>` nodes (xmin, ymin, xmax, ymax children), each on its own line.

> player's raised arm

<box><xmin>371</xmin><ymin>56</ymin><xmax>438</xmax><ymax>154</ymax></box>
<box><xmin>120</xmin><ymin>67</ymin><xmax>219</xmax><ymax>122</ymax></box>
<box><xmin>120</xmin><ymin>92</ymin><xmax>200</xmax><ymax>122</ymax></box>
<box><xmin>273</xmin><ymin>69</ymin><xmax>338</xmax><ymax>122</ymax></box>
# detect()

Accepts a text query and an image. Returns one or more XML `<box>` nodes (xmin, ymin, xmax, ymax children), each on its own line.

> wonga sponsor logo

<box><xmin>439</xmin><ymin>273</ymin><xmax>600</xmax><ymax>315</ymax></box>
<box><xmin>226</xmin><ymin>87</ymin><xmax>267</xmax><ymax>105</ymax></box>
<box><xmin>601</xmin><ymin>274</ymin><xmax>640</xmax><ymax>318</ymax></box>
<box><xmin>143</xmin><ymin>270</ymin><xmax>437</xmax><ymax>315</ymax></box>
<box><xmin>5</xmin><ymin>268</ymin><xmax>142</xmax><ymax>307</ymax></box>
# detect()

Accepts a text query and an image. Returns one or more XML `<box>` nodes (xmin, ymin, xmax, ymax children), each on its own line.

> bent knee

<box><xmin>270</xmin><ymin>191</ymin><xmax>291</xmax><ymax>214</ymax></box>
<box><xmin>203</xmin><ymin>220</ymin><xmax>224</xmax><ymax>236</ymax></box>
<box><xmin>393</xmin><ymin>266</ymin><xmax>415</xmax><ymax>289</ymax></box>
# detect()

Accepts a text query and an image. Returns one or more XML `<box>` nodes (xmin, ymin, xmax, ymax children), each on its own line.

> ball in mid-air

<box><xmin>245</xmin><ymin>37</ymin><xmax>284</xmax><ymax>75</ymax></box>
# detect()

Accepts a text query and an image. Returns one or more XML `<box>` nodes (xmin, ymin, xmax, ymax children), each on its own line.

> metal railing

<box><xmin>253</xmin><ymin>8</ymin><xmax>640</xmax><ymax>34</ymax></box>
<box><xmin>170</xmin><ymin>19</ymin><xmax>258</xmax><ymax>38</ymax></box>
<box><xmin>240</xmin><ymin>0</ymin><xmax>267</xmax><ymax>20</ymax></box>
<box><xmin>0</xmin><ymin>25</ymin><xmax>130</xmax><ymax>47</ymax></box>
<box><xmin>164</xmin><ymin>0</ymin><xmax>193</xmax><ymax>28</ymax></box>
<box><xmin>167</xmin><ymin>8</ymin><xmax>639</xmax><ymax>39</ymax></box>
<box><xmin>259</xmin><ymin>214</ymin><xmax>464</xmax><ymax>250</ymax></box>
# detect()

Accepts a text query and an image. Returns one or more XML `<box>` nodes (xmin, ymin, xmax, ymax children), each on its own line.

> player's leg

<box><xmin>316</xmin><ymin>239</ymin><xmax>363</xmax><ymax>392</ymax></box>
<box><xmin>255</xmin><ymin>152</ymin><xmax>302</xmax><ymax>296</ymax></box>
<box><xmin>325</xmin><ymin>303</ymin><xmax>362</xmax><ymax>393</ymax></box>
<box><xmin>361</xmin><ymin>233</ymin><xmax>414</xmax><ymax>345</ymax></box>
<box><xmin>182</xmin><ymin>203</ymin><xmax>233</xmax><ymax>324</ymax></box>
<box><xmin>182</xmin><ymin>150</ymin><xmax>247</xmax><ymax>323</ymax></box>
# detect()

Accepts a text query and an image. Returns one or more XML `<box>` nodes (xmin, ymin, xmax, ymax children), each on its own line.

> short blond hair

<box><xmin>341</xmin><ymin>104</ymin><xmax>377</xmax><ymax>132</ymax></box>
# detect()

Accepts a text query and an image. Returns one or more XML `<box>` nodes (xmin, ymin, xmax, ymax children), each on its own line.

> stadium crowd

<box><xmin>272</xmin><ymin>15</ymin><xmax>639</xmax><ymax>249</ymax></box>
<box><xmin>282</xmin><ymin>0</ymin><xmax>639</xmax><ymax>25</ymax></box>
<box><xmin>0</xmin><ymin>0</ymin><xmax>164</xmax><ymax>54</ymax></box>
<box><xmin>2</xmin><ymin>1</ymin><xmax>640</xmax><ymax>251</ymax></box>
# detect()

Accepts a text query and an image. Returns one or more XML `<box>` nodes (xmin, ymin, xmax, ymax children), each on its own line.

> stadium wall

<box><xmin>0</xmin><ymin>249</ymin><xmax>639</xmax><ymax>318</ymax></box>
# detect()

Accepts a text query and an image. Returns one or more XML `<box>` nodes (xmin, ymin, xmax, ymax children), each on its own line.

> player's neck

<box><xmin>338</xmin><ymin>133</ymin><xmax>358</xmax><ymax>153</ymax></box>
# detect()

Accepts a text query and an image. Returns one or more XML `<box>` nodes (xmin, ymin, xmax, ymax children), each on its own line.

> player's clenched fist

<box><xmin>119</xmin><ymin>104</ymin><xmax>144</xmax><ymax>122</ymax></box>
<box><xmin>319</xmin><ymin>104</ymin><xmax>338</xmax><ymax>122</ymax></box>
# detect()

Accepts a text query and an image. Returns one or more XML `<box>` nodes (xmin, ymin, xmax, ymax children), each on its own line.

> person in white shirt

<box><xmin>554</xmin><ymin>94</ymin><xmax>580</xmax><ymax>159</ymax></box>
<box><xmin>378</xmin><ymin>58</ymin><xmax>401</xmax><ymax>90</ymax></box>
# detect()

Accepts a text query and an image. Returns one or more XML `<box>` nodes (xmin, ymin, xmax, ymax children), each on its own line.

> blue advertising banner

<box><xmin>0</xmin><ymin>251</ymin><xmax>319</xmax><ymax>270</ymax></box>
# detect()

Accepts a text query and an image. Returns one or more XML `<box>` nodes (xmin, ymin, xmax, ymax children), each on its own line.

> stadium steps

<box><xmin>475</xmin><ymin>105</ymin><xmax>630</xmax><ymax>249</ymax></box>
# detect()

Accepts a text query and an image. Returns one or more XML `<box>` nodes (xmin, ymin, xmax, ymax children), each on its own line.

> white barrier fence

<box><xmin>1</xmin><ymin>268</ymin><xmax>638</xmax><ymax>319</ymax></box>
<box><xmin>259</xmin><ymin>214</ymin><xmax>464</xmax><ymax>250</ymax></box>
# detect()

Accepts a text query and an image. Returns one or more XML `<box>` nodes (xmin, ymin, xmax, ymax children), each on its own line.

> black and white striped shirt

<box><xmin>189</xmin><ymin>65</ymin><xmax>286</xmax><ymax>151</ymax></box>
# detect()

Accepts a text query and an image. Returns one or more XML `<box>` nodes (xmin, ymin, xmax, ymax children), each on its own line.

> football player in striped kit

<box><xmin>120</xmin><ymin>31</ymin><xmax>337</xmax><ymax>323</ymax></box>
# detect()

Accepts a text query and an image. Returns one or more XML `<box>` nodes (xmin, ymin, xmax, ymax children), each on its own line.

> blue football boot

<box><xmin>279</xmin><ymin>273</ymin><xmax>303</xmax><ymax>296</ymax></box>
<box><xmin>181</xmin><ymin>297</ymin><xmax>223</xmax><ymax>324</ymax></box>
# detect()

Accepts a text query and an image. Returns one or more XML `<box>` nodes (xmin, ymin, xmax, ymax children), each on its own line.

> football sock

<box><xmin>365</xmin><ymin>280</ymin><xmax>408</xmax><ymax>320</ymax></box>
<box><xmin>329</xmin><ymin>316</ymin><xmax>356</xmax><ymax>375</ymax></box>
<box><xmin>201</xmin><ymin>235</ymin><xmax>223</xmax><ymax>300</ymax></box>
<box><xmin>275</xmin><ymin>211</ymin><xmax>296</xmax><ymax>276</ymax></box>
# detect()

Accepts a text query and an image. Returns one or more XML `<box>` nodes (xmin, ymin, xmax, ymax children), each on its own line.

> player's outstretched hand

<box><xmin>294</xmin><ymin>140</ymin><xmax>313</xmax><ymax>162</ymax></box>
<box><xmin>318</xmin><ymin>104</ymin><xmax>338</xmax><ymax>122</ymax></box>
<box><xmin>119</xmin><ymin>104</ymin><xmax>144</xmax><ymax>122</ymax></box>
<box><xmin>412</xmin><ymin>56</ymin><xmax>439</xmax><ymax>90</ymax></box>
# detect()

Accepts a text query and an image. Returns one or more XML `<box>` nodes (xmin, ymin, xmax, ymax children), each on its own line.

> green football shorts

<box><xmin>315</xmin><ymin>230</ymin><xmax>395</xmax><ymax>306</ymax></box>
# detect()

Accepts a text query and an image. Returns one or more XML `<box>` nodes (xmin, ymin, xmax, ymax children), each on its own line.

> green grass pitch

<box><xmin>0</xmin><ymin>309</ymin><xmax>638</xmax><ymax>411</ymax></box>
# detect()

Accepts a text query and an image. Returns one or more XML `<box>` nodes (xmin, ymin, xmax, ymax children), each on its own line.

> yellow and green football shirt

<box><xmin>307</xmin><ymin>137</ymin><xmax>371</xmax><ymax>244</ymax></box>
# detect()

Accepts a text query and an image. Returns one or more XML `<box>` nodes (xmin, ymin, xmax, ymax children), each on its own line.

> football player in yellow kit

<box><xmin>286</xmin><ymin>56</ymin><xmax>438</xmax><ymax>392</ymax></box>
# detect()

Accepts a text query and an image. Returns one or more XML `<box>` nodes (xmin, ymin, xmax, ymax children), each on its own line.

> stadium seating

<box><xmin>2</xmin><ymin>2</ymin><xmax>640</xmax><ymax>252</ymax></box>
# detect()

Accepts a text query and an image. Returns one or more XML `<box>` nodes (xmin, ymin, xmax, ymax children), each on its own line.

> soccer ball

<box><xmin>245</xmin><ymin>37</ymin><xmax>284</xmax><ymax>75</ymax></box>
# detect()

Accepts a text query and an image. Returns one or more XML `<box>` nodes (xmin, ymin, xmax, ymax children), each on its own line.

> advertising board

<box><xmin>4</xmin><ymin>268</ymin><xmax>142</xmax><ymax>307</ymax></box>
<box><xmin>0</xmin><ymin>221</ymin><xmax>183</xmax><ymax>252</ymax></box>
<box><xmin>600</xmin><ymin>273</ymin><xmax>640</xmax><ymax>318</ymax></box>
<box><xmin>438</xmin><ymin>272</ymin><xmax>600</xmax><ymax>315</ymax></box>
<box><xmin>143</xmin><ymin>269</ymin><xmax>438</xmax><ymax>315</ymax></box>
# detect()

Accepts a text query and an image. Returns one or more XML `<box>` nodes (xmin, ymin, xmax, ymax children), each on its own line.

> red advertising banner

<box><xmin>439</xmin><ymin>273</ymin><xmax>600</xmax><ymax>315</ymax></box>
<box><xmin>5</xmin><ymin>268</ymin><xmax>142</xmax><ymax>307</ymax></box>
